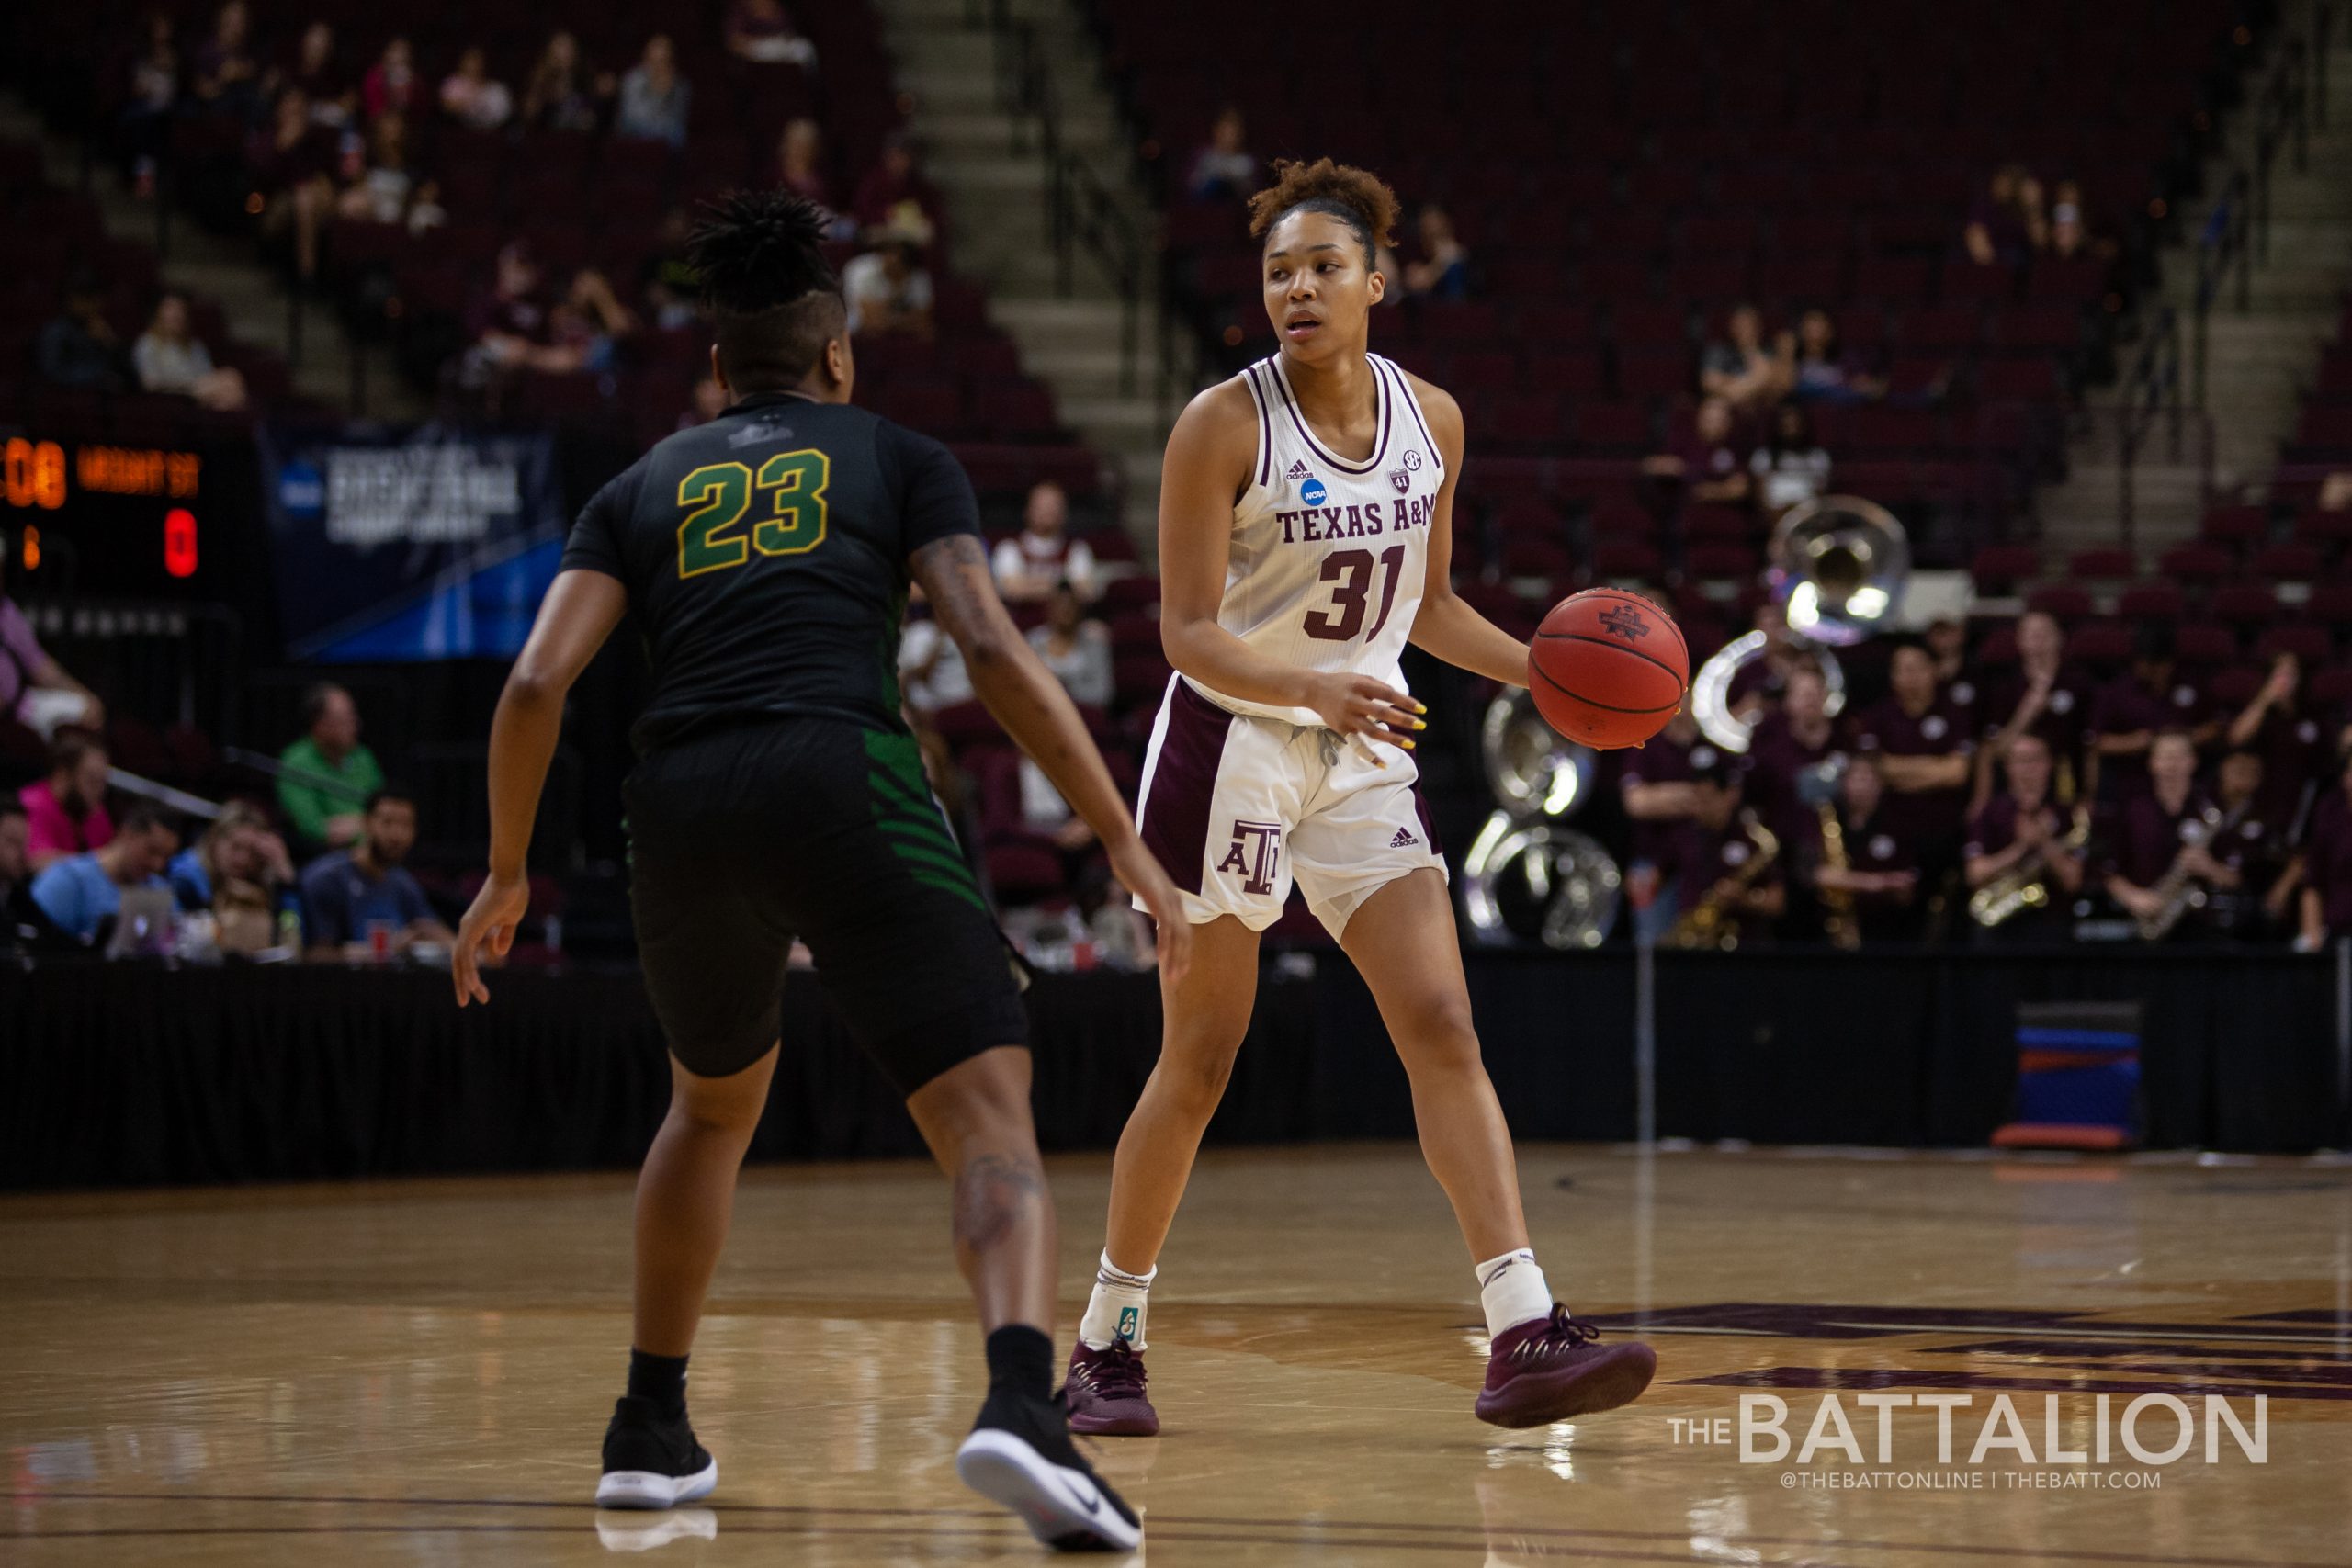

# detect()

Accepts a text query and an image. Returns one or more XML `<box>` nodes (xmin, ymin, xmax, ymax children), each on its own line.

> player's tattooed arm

<box><xmin>910</xmin><ymin>532</ymin><xmax>1193</xmax><ymax>978</ymax></box>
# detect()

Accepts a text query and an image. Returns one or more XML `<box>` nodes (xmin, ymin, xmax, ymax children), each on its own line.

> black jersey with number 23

<box><xmin>560</xmin><ymin>390</ymin><xmax>981</xmax><ymax>754</ymax></box>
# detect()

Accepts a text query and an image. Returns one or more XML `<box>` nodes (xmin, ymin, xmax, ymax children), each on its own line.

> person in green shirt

<box><xmin>277</xmin><ymin>682</ymin><xmax>384</xmax><ymax>851</ymax></box>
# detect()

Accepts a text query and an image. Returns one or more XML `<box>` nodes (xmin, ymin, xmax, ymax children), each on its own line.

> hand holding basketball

<box><xmin>1528</xmin><ymin>589</ymin><xmax>1688</xmax><ymax>749</ymax></box>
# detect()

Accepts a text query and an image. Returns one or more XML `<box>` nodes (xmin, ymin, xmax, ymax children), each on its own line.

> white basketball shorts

<box><xmin>1132</xmin><ymin>676</ymin><xmax>1446</xmax><ymax>934</ymax></box>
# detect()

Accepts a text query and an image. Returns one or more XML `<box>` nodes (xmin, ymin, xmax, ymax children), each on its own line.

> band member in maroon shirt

<box><xmin>2091</xmin><ymin>625</ymin><xmax>2215</xmax><ymax>803</ymax></box>
<box><xmin>1975</xmin><ymin>610</ymin><xmax>2094</xmax><ymax>810</ymax></box>
<box><xmin>1849</xmin><ymin>638</ymin><xmax>1973</xmax><ymax>899</ymax></box>
<box><xmin>2223</xmin><ymin>652</ymin><xmax>2326</xmax><ymax>833</ymax></box>
<box><xmin>1964</xmin><ymin>732</ymin><xmax>2086</xmax><ymax>944</ymax></box>
<box><xmin>2297</xmin><ymin>750</ymin><xmax>2352</xmax><ymax>948</ymax></box>
<box><xmin>2103</xmin><ymin>729</ymin><xmax>2233</xmax><ymax>936</ymax></box>
<box><xmin>1745</xmin><ymin>661</ymin><xmax>1838</xmax><ymax>846</ymax></box>
<box><xmin>2201</xmin><ymin>746</ymin><xmax>2291</xmax><ymax>938</ymax></box>
<box><xmin>1618</xmin><ymin>699</ymin><xmax>1716</xmax><ymax>942</ymax></box>
<box><xmin>1802</xmin><ymin>751</ymin><xmax>1920</xmax><ymax>944</ymax></box>
<box><xmin>1666</xmin><ymin>760</ymin><xmax>1785</xmax><ymax>947</ymax></box>
<box><xmin>1724</xmin><ymin>602</ymin><xmax>1813</xmax><ymax>728</ymax></box>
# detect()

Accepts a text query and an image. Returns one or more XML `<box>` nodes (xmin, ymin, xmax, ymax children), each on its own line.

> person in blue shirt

<box><xmin>299</xmin><ymin>785</ymin><xmax>453</xmax><ymax>959</ymax></box>
<box><xmin>29</xmin><ymin>802</ymin><xmax>179</xmax><ymax>942</ymax></box>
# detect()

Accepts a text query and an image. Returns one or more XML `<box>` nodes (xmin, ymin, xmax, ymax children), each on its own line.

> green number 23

<box><xmin>676</xmin><ymin>450</ymin><xmax>831</xmax><ymax>579</ymax></box>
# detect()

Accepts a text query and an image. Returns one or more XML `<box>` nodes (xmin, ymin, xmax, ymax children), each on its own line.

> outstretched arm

<box><xmin>453</xmin><ymin>568</ymin><xmax>628</xmax><ymax>1004</ymax></box>
<box><xmin>912</xmin><ymin>533</ymin><xmax>1191</xmax><ymax>982</ymax></box>
<box><xmin>1402</xmin><ymin>377</ymin><xmax>1528</xmax><ymax>688</ymax></box>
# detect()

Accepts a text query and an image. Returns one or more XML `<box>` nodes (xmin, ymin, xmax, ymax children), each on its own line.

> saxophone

<box><xmin>1668</xmin><ymin>809</ymin><xmax>1781</xmax><ymax>951</ymax></box>
<box><xmin>2138</xmin><ymin>800</ymin><xmax>2245</xmax><ymax>941</ymax></box>
<box><xmin>1969</xmin><ymin>802</ymin><xmax>2089</xmax><ymax>928</ymax></box>
<box><xmin>1815</xmin><ymin>801</ymin><xmax>1860</xmax><ymax>950</ymax></box>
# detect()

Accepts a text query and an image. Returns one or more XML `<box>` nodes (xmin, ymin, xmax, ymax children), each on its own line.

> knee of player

<box><xmin>1394</xmin><ymin>1000</ymin><xmax>1484</xmax><ymax>1075</ymax></box>
<box><xmin>1159</xmin><ymin>1035</ymin><xmax>1243</xmax><ymax>1111</ymax></box>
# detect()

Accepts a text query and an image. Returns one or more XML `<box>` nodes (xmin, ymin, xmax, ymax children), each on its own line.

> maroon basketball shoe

<box><xmin>1063</xmin><ymin>1337</ymin><xmax>1159</xmax><ymax>1437</ymax></box>
<box><xmin>1473</xmin><ymin>1305</ymin><xmax>1657</xmax><ymax>1428</ymax></box>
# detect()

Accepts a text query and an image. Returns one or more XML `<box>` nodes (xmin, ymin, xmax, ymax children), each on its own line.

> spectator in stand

<box><xmin>19</xmin><ymin>731</ymin><xmax>114</xmax><ymax>873</ymax></box>
<box><xmin>1745</xmin><ymin>660</ymin><xmax>1838</xmax><ymax>845</ymax></box>
<box><xmin>190</xmin><ymin>0</ymin><xmax>260</xmax><ymax>118</ymax></box>
<box><xmin>724</xmin><ymin>0</ymin><xmax>819</xmax><ymax>67</ymax></box>
<box><xmin>536</xmin><ymin>269</ymin><xmax>639</xmax><ymax>374</ymax></box>
<box><xmin>299</xmin><ymin>786</ymin><xmax>452</xmax><ymax>959</ymax></box>
<box><xmin>277</xmin><ymin>682</ymin><xmax>383</xmax><ymax>852</ymax></box>
<box><xmin>334</xmin><ymin>110</ymin><xmax>443</xmax><ymax>233</ymax></box>
<box><xmin>1725</xmin><ymin>600</ymin><xmax>1812</xmax><ymax>725</ymax></box>
<box><xmin>1187</xmin><ymin>106</ymin><xmax>1256</xmax><ymax>201</ymax></box>
<box><xmin>897</xmin><ymin>610</ymin><xmax>972</xmax><ymax>715</ymax></box>
<box><xmin>1963</xmin><ymin>164</ymin><xmax>2041</xmax><ymax>269</ymax></box>
<box><xmin>2225</xmin><ymin>651</ymin><xmax>2325</xmax><ymax>829</ymax></box>
<box><xmin>360</xmin><ymin>36</ymin><xmax>419</xmax><ymax>123</ymax></box>
<box><xmin>1850</xmin><ymin>637</ymin><xmax>1973</xmax><ymax>905</ymax></box>
<box><xmin>640</xmin><ymin>208</ymin><xmax>704</xmax><ymax>330</ymax></box>
<box><xmin>1668</xmin><ymin>758</ymin><xmax>1785</xmax><ymax>944</ymax></box>
<box><xmin>2048</xmin><ymin>178</ymin><xmax>2113</xmax><ymax>263</ymax></box>
<box><xmin>853</xmin><ymin>133</ymin><xmax>943</xmax><ymax>239</ymax></box>
<box><xmin>616</xmin><ymin>35</ymin><xmax>691</xmax><ymax>148</ymax></box>
<box><xmin>1702</xmin><ymin>302</ymin><xmax>1783</xmax><ymax>414</ymax></box>
<box><xmin>121</xmin><ymin>12</ymin><xmax>179</xmax><ymax>197</ymax></box>
<box><xmin>1963</xmin><ymin>731</ymin><xmax>2085</xmax><ymax>944</ymax></box>
<box><xmin>521</xmin><ymin>31</ymin><xmax>610</xmax><ymax>133</ymax></box>
<box><xmin>2092</xmin><ymin>624</ymin><xmax>2212</xmax><ymax>801</ymax></box>
<box><xmin>460</xmin><ymin>242</ymin><xmax>551</xmax><ymax>388</ymax></box>
<box><xmin>1643</xmin><ymin>394</ymin><xmax>1751</xmax><ymax>505</ymax></box>
<box><xmin>1027</xmin><ymin>581</ymin><xmax>1113</xmax><ymax>708</ymax></box>
<box><xmin>2104</xmin><ymin>729</ymin><xmax>2230</xmax><ymax>936</ymax></box>
<box><xmin>1402</xmin><ymin>204</ymin><xmax>1470</xmax><ymax>301</ymax></box>
<box><xmin>842</xmin><ymin>229</ymin><xmax>934</xmax><ymax>339</ymax></box>
<box><xmin>1788</xmin><ymin>307</ymin><xmax>1884</xmax><ymax>405</ymax></box>
<box><xmin>278</xmin><ymin>21</ymin><xmax>353</xmax><ymax>128</ymax></box>
<box><xmin>168</xmin><ymin>800</ymin><xmax>294</xmax><ymax>953</ymax></box>
<box><xmin>133</xmin><ymin>289</ymin><xmax>250</xmax><ymax>412</ymax></box>
<box><xmin>1749</xmin><ymin>401</ymin><xmax>1832</xmax><ymax>521</ymax></box>
<box><xmin>775</xmin><ymin>119</ymin><xmax>856</xmax><ymax>242</ymax></box>
<box><xmin>1805</xmin><ymin>751</ymin><xmax>1920</xmax><ymax>943</ymax></box>
<box><xmin>439</xmin><ymin>46</ymin><xmax>513</xmax><ymax>133</ymax></box>
<box><xmin>1976</xmin><ymin>608</ymin><xmax>2093</xmax><ymax>810</ymax></box>
<box><xmin>0</xmin><ymin>798</ymin><xmax>69</xmax><ymax>952</ymax></box>
<box><xmin>1927</xmin><ymin>616</ymin><xmax>1974</xmax><ymax>706</ymax></box>
<box><xmin>251</xmin><ymin>86</ymin><xmax>340</xmax><ymax>280</ymax></box>
<box><xmin>29</xmin><ymin>803</ymin><xmax>177</xmax><ymax>945</ymax></box>
<box><xmin>1619</xmin><ymin>698</ymin><xmax>1712</xmax><ymax>941</ymax></box>
<box><xmin>2297</xmin><ymin>750</ymin><xmax>2352</xmax><ymax>948</ymax></box>
<box><xmin>3</xmin><ymin>549</ymin><xmax>105</xmax><ymax>736</ymax></box>
<box><xmin>2202</xmin><ymin>746</ymin><xmax>2290</xmax><ymax>939</ymax></box>
<box><xmin>37</xmin><ymin>270</ymin><xmax>129</xmax><ymax>394</ymax></box>
<box><xmin>990</xmin><ymin>480</ymin><xmax>1097</xmax><ymax>603</ymax></box>
<box><xmin>678</xmin><ymin>374</ymin><xmax>729</xmax><ymax>430</ymax></box>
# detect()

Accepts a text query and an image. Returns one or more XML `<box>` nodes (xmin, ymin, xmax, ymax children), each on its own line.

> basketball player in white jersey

<box><xmin>1063</xmin><ymin>160</ymin><xmax>1657</xmax><ymax>1434</ymax></box>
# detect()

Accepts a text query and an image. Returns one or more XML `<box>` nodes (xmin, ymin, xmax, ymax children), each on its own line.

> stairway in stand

<box><xmin>871</xmin><ymin>0</ymin><xmax>1194</xmax><ymax>544</ymax></box>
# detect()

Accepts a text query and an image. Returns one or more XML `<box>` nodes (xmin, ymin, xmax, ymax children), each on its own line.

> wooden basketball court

<box><xmin>6</xmin><ymin>1145</ymin><xmax>2348</xmax><ymax>1564</ymax></box>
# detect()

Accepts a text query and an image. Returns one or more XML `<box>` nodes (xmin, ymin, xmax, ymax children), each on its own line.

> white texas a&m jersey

<box><xmin>1190</xmin><ymin>352</ymin><xmax>1446</xmax><ymax>727</ymax></box>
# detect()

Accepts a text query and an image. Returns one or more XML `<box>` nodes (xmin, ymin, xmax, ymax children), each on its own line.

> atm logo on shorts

<box><xmin>1217</xmin><ymin>819</ymin><xmax>1283</xmax><ymax>896</ymax></box>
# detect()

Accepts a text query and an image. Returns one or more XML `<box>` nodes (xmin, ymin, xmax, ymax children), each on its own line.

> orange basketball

<box><xmin>1528</xmin><ymin>588</ymin><xmax>1688</xmax><ymax>750</ymax></box>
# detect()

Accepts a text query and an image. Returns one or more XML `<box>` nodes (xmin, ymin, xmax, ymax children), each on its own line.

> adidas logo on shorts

<box><xmin>1389</xmin><ymin>828</ymin><xmax>1419</xmax><ymax>849</ymax></box>
<box><xmin>1285</xmin><ymin>459</ymin><xmax>1312</xmax><ymax>480</ymax></box>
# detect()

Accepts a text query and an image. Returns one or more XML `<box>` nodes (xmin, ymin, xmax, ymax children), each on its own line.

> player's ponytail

<box><xmin>685</xmin><ymin>189</ymin><xmax>847</xmax><ymax>391</ymax></box>
<box><xmin>1247</xmin><ymin>158</ymin><xmax>1400</xmax><ymax>265</ymax></box>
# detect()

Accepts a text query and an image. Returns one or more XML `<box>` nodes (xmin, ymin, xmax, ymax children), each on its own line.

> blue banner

<box><xmin>259</xmin><ymin>423</ymin><xmax>566</xmax><ymax>660</ymax></box>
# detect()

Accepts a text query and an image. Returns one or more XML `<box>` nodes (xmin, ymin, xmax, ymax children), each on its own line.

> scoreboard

<box><xmin>2</xmin><ymin>434</ymin><xmax>234</xmax><ymax>599</ymax></box>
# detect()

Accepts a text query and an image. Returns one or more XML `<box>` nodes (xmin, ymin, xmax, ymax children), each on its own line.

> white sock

<box><xmin>1077</xmin><ymin>1251</ymin><xmax>1155</xmax><ymax>1350</ymax></box>
<box><xmin>1476</xmin><ymin>1249</ymin><xmax>1554</xmax><ymax>1339</ymax></box>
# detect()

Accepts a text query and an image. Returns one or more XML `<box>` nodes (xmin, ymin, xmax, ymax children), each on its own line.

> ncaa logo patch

<box><xmin>1300</xmin><ymin>476</ymin><xmax>1328</xmax><ymax>506</ymax></box>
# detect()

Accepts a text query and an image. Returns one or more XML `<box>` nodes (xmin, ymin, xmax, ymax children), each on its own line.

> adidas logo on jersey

<box><xmin>1284</xmin><ymin>459</ymin><xmax>1312</xmax><ymax>480</ymax></box>
<box><xmin>1389</xmin><ymin>828</ymin><xmax>1419</xmax><ymax>849</ymax></box>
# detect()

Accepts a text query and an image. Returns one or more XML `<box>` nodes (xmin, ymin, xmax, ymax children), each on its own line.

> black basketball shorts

<box><xmin>623</xmin><ymin>717</ymin><xmax>1028</xmax><ymax>1093</ymax></box>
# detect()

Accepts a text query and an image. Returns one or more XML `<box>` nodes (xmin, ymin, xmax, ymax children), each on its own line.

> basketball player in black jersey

<box><xmin>449</xmin><ymin>191</ymin><xmax>1185</xmax><ymax>1553</ymax></box>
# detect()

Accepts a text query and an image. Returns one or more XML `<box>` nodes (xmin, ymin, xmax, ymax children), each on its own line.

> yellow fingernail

<box><xmin>1401</xmin><ymin>739</ymin><xmax>1416</xmax><ymax>749</ymax></box>
<box><xmin>1412</xmin><ymin>718</ymin><xmax>1427</xmax><ymax>730</ymax></box>
<box><xmin>1415</xmin><ymin>703</ymin><xmax>1429</xmax><ymax>715</ymax></box>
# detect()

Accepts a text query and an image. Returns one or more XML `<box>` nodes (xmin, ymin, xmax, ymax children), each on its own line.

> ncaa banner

<box><xmin>259</xmin><ymin>423</ymin><xmax>567</xmax><ymax>660</ymax></box>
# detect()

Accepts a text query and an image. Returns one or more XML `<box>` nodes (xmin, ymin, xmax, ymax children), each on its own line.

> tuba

<box><xmin>1690</xmin><ymin>497</ymin><xmax>1910</xmax><ymax>753</ymax></box>
<box><xmin>1462</xmin><ymin>688</ymin><xmax>1621</xmax><ymax>948</ymax></box>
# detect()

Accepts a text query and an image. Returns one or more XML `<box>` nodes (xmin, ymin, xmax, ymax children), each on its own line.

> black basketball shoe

<box><xmin>956</xmin><ymin>1387</ymin><xmax>1141</xmax><ymax>1552</ymax></box>
<box><xmin>595</xmin><ymin>1395</ymin><xmax>718</xmax><ymax>1509</ymax></box>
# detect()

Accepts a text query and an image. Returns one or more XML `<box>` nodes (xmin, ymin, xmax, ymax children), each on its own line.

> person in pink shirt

<box><xmin>18</xmin><ymin>730</ymin><xmax>113</xmax><ymax>873</ymax></box>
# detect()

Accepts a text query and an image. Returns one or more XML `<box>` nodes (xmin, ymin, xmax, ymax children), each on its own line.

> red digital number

<box><xmin>164</xmin><ymin>508</ymin><xmax>198</xmax><ymax>578</ymax></box>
